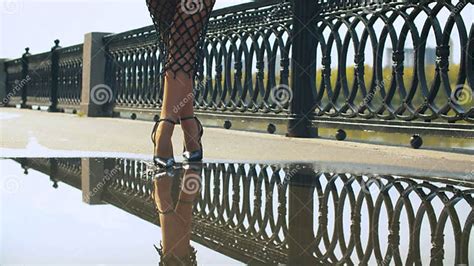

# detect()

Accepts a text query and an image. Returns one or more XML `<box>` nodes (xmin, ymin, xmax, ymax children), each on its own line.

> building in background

<box><xmin>385</xmin><ymin>40</ymin><xmax>454</xmax><ymax>68</ymax></box>
<box><xmin>385</xmin><ymin>47</ymin><xmax>436</xmax><ymax>68</ymax></box>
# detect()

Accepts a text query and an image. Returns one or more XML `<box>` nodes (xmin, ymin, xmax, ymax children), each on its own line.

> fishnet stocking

<box><xmin>146</xmin><ymin>0</ymin><xmax>216</xmax><ymax>79</ymax></box>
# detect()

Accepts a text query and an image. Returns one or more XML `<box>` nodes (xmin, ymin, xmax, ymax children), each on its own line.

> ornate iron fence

<box><xmin>312</xmin><ymin>0</ymin><xmax>474</xmax><ymax>123</ymax></box>
<box><xmin>4</xmin><ymin>57</ymin><xmax>24</xmax><ymax>106</ymax></box>
<box><xmin>57</xmin><ymin>44</ymin><xmax>83</xmax><ymax>106</ymax></box>
<box><xmin>11</xmin><ymin>157</ymin><xmax>473</xmax><ymax>264</ymax></box>
<box><xmin>2</xmin><ymin>0</ymin><xmax>473</xmax><ymax>136</ymax></box>
<box><xmin>27</xmin><ymin>51</ymin><xmax>52</xmax><ymax>105</ymax></box>
<box><xmin>3</xmin><ymin>42</ymin><xmax>83</xmax><ymax>110</ymax></box>
<box><xmin>103</xmin><ymin>26</ymin><xmax>161</xmax><ymax>108</ymax></box>
<box><xmin>100</xmin><ymin>0</ymin><xmax>473</xmax><ymax>124</ymax></box>
<box><xmin>102</xmin><ymin>1</ymin><xmax>294</xmax><ymax>112</ymax></box>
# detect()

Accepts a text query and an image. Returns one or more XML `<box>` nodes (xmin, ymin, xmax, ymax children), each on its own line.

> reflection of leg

<box><xmin>177</xmin><ymin>167</ymin><xmax>201</xmax><ymax>206</ymax></box>
<box><xmin>152</xmin><ymin>175</ymin><xmax>175</xmax><ymax>214</ymax></box>
<box><xmin>160</xmin><ymin>214</ymin><xmax>191</xmax><ymax>259</ymax></box>
<box><xmin>158</xmin><ymin>167</ymin><xmax>201</xmax><ymax>263</ymax></box>
<box><xmin>175</xmin><ymin>167</ymin><xmax>202</xmax><ymax>224</ymax></box>
<box><xmin>146</xmin><ymin>1</ymin><xmax>206</xmax><ymax>261</ymax></box>
<box><xmin>152</xmin><ymin>173</ymin><xmax>196</xmax><ymax>263</ymax></box>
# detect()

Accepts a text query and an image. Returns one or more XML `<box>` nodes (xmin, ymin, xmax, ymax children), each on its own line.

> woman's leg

<box><xmin>146</xmin><ymin>0</ymin><xmax>181</xmax><ymax>159</ymax></box>
<box><xmin>166</xmin><ymin>0</ymin><xmax>216</xmax><ymax>153</ymax></box>
<box><xmin>146</xmin><ymin>0</ymin><xmax>216</xmax><ymax>158</ymax></box>
<box><xmin>145</xmin><ymin>0</ymin><xmax>177</xmax><ymax>48</ymax></box>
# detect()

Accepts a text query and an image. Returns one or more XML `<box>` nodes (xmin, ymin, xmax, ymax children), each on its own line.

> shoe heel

<box><xmin>180</xmin><ymin>115</ymin><xmax>204</xmax><ymax>162</ymax></box>
<box><xmin>151</xmin><ymin>117</ymin><xmax>179</xmax><ymax>168</ymax></box>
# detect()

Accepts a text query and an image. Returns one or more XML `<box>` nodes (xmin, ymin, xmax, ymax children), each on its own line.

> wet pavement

<box><xmin>1</xmin><ymin>157</ymin><xmax>472</xmax><ymax>265</ymax></box>
<box><xmin>1</xmin><ymin>108</ymin><xmax>474</xmax><ymax>180</ymax></box>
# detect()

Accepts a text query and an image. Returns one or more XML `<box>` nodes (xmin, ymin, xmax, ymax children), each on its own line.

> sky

<box><xmin>0</xmin><ymin>0</ymin><xmax>473</xmax><ymax>66</ymax></box>
<box><xmin>0</xmin><ymin>158</ymin><xmax>240</xmax><ymax>265</ymax></box>
<box><xmin>0</xmin><ymin>0</ymin><xmax>252</xmax><ymax>59</ymax></box>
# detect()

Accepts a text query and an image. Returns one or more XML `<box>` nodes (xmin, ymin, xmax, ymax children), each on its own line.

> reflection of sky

<box><xmin>225</xmin><ymin>166</ymin><xmax>473</xmax><ymax>265</ymax></box>
<box><xmin>1</xmin><ymin>157</ymin><xmax>473</xmax><ymax>264</ymax></box>
<box><xmin>0</xmin><ymin>159</ymin><xmax>240</xmax><ymax>265</ymax></box>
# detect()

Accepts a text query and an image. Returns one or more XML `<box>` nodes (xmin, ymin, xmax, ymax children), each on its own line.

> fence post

<box><xmin>80</xmin><ymin>32</ymin><xmax>113</xmax><ymax>117</ymax></box>
<box><xmin>81</xmin><ymin>158</ymin><xmax>113</xmax><ymax>205</ymax></box>
<box><xmin>48</xmin><ymin>39</ymin><xmax>61</xmax><ymax>112</ymax></box>
<box><xmin>287</xmin><ymin>164</ymin><xmax>318</xmax><ymax>265</ymax></box>
<box><xmin>287</xmin><ymin>0</ymin><xmax>319</xmax><ymax>138</ymax></box>
<box><xmin>20</xmin><ymin>47</ymin><xmax>30</xmax><ymax>108</ymax></box>
<box><xmin>0</xmin><ymin>59</ymin><xmax>6</xmax><ymax>106</ymax></box>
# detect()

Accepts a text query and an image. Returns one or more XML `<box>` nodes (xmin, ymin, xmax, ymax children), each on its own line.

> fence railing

<box><xmin>3</xmin><ymin>41</ymin><xmax>83</xmax><ymax>111</ymax></box>
<box><xmin>27</xmin><ymin>50</ymin><xmax>53</xmax><ymax>105</ymax></box>
<box><xmin>4</xmin><ymin>57</ymin><xmax>24</xmax><ymax>106</ymax></box>
<box><xmin>12</xmin><ymin>157</ymin><xmax>474</xmax><ymax>265</ymax></box>
<box><xmin>57</xmin><ymin>44</ymin><xmax>83</xmax><ymax>106</ymax></box>
<box><xmin>2</xmin><ymin>0</ymin><xmax>473</xmax><ymax>137</ymax></box>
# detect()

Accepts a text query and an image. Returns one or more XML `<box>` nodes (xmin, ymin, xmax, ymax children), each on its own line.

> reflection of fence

<box><xmin>12</xmin><ymin>158</ymin><xmax>82</xmax><ymax>188</ymax></box>
<box><xmin>12</xmin><ymin>157</ymin><xmax>474</xmax><ymax>265</ymax></box>
<box><xmin>2</xmin><ymin>0</ymin><xmax>473</xmax><ymax>137</ymax></box>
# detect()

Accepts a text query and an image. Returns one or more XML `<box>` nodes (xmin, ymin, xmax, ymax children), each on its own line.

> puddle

<box><xmin>1</xmin><ymin>157</ymin><xmax>473</xmax><ymax>265</ymax></box>
<box><xmin>0</xmin><ymin>112</ymin><xmax>21</xmax><ymax>121</ymax></box>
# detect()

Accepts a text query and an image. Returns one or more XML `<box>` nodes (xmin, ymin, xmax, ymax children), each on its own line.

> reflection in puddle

<box><xmin>150</xmin><ymin>164</ymin><xmax>202</xmax><ymax>264</ymax></box>
<box><xmin>2</xmin><ymin>157</ymin><xmax>473</xmax><ymax>265</ymax></box>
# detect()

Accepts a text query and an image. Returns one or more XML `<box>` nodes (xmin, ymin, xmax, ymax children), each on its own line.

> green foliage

<box><xmin>207</xmin><ymin>64</ymin><xmax>471</xmax><ymax>116</ymax></box>
<box><xmin>313</xmin><ymin>64</ymin><xmax>470</xmax><ymax>111</ymax></box>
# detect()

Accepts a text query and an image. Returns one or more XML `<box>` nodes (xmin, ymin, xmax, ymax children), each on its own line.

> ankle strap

<box><xmin>180</xmin><ymin>115</ymin><xmax>196</xmax><ymax>121</ymax></box>
<box><xmin>159</xmin><ymin>117</ymin><xmax>179</xmax><ymax>124</ymax></box>
<box><xmin>156</xmin><ymin>206</ymin><xmax>175</xmax><ymax>215</ymax></box>
<box><xmin>151</xmin><ymin>117</ymin><xmax>179</xmax><ymax>143</ymax></box>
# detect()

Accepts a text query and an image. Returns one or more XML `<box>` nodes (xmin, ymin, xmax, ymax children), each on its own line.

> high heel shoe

<box><xmin>151</xmin><ymin>117</ymin><xmax>179</xmax><ymax>168</ymax></box>
<box><xmin>180</xmin><ymin>115</ymin><xmax>204</xmax><ymax>162</ymax></box>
